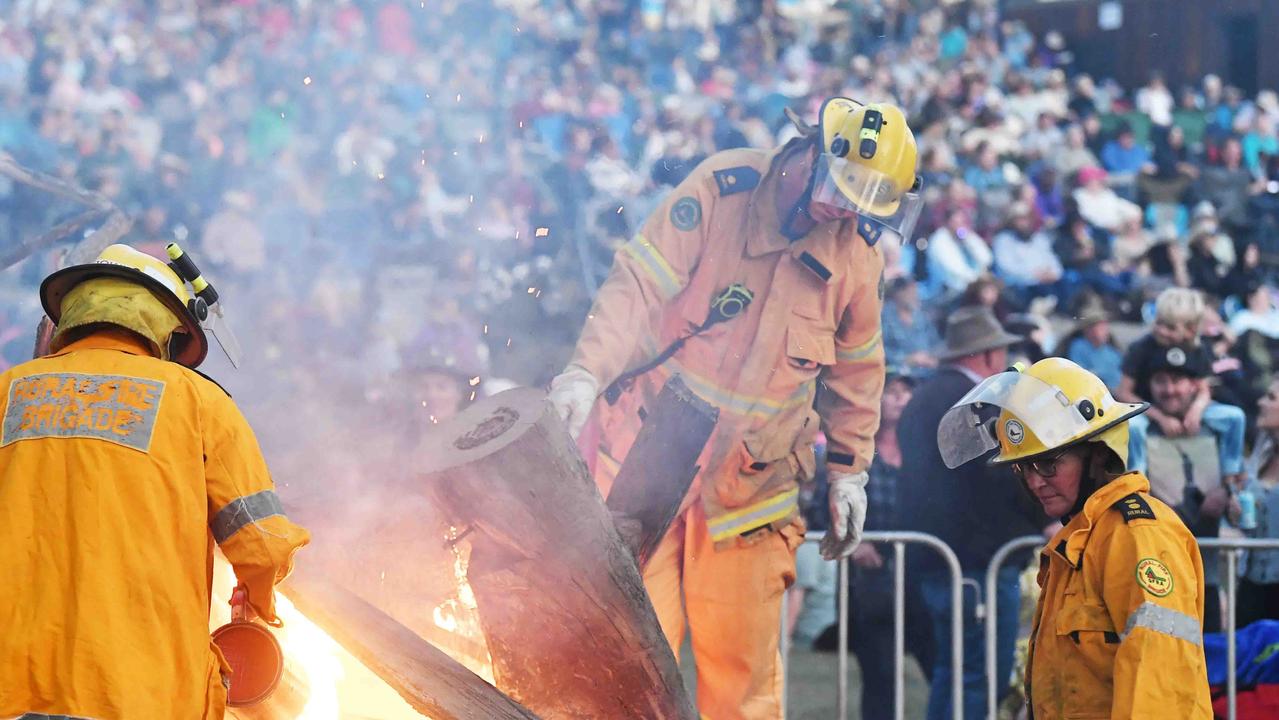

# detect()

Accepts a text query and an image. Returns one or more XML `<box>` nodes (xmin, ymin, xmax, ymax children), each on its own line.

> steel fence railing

<box><xmin>782</xmin><ymin>530</ymin><xmax>966</xmax><ymax>720</ymax></box>
<box><xmin>982</xmin><ymin>534</ymin><xmax>1043</xmax><ymax>718</ymax></box>
<box><xmin>1198</xmin><ymin>537</ymin><xmax>1279</xmax><ymax>720</ymax></box>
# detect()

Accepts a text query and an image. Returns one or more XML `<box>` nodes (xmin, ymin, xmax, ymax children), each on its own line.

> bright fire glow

<box><xmin>275</xmin><ymin>592</ymin><xmax>341</xmax><ymax>719</ymax></box>
<box><xmin>211</xmin><ymin>553</ymin><xmax>428</xmax><ymax>719</ymax></box>
<box><xmin>432</xmin><ymin>527</ymin><xmax>496</xmax><ymax>685</ymax></box>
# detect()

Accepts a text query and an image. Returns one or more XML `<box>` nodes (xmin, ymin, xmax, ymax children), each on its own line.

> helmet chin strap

<box><xmin>780</xmin><ymin>143</ymin><xmax>823</xmax><ymax>241</ymax></box>
<box><xmin>1061</xmin><ymin>469</ymin><xmax>1096</xmax><ymax>523</ymax></box>
<box><xmin>1061</xmin><ymin>445</ymin><xmax>1115</xmax><ymax>523</ymax></box>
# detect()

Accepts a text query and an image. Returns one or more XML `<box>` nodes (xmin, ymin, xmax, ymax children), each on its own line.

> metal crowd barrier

<box><xmin>1199</xmin><ymin>537</ymin><xmax>1279</xmax><ymax>720</ymax></box>
<box><xmin>781</xmin><ymin>530</ymin><xmax>966</xmax><ymax>720</ymax></box>
<box><xmin>982</xmin><ymin>534</ymin><xmax>1279</xmax><ymax>720</ymax></box>
<box><xmin>982</xmin><ymin>534</ymin><xmax>1043</xmax><ymax>718</ymax></box>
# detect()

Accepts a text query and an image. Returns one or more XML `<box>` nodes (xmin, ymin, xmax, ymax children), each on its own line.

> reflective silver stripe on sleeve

<box><xmin>211</xmin><ymin>490</ymin><xmax>285</xmax><ymax>544</ymax></box>
<box><xmin>16</xmin><ymin>714</ymin><xmax>100</xmax><ymax>719</ymax></box>
<box><xmin>1121</xmin><ymin>601</ymin><xmax>1202</xmax><ymax>646</ymax></box>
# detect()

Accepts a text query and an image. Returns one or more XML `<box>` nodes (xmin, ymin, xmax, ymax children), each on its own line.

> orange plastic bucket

<box><xmin>211</xmin><ymin>587</ymin><xmax>283</xmax><ymax>706</ymax></box>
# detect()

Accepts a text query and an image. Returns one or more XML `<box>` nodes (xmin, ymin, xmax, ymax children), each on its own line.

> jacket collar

<box><xmin>1048</xmin><ymin>471</ymin><xmax>1150</xmax><ymax>568</ymax></box>
<box><xmin>745</xmin><ymin>144</ymin><xmax>854</xmax><ymax>270</ymax></box>
<box><xmin>50</xmin><ymin>328</ymin><xmax>158</xmax><ymax>359</ymax></box>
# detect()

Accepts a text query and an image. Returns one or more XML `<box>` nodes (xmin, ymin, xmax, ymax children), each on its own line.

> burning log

<box><xmin>415</xmin><ymin>388</ymin><xmax>698</xmax><ymax>720</ymax></box>
<box><xmin>605</xmin><ymin>374</ymin><xmax>718</xmax><ymax>570</ymax></box>
<box><xmin>280</xmin><ymin>564</ymin><xmax>539</xmax><ymax>720</ymax></box>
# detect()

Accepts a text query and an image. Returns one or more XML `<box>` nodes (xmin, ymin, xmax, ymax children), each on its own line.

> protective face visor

<box><xmin>936</xmin><ymin>371</ymin><xmax>1092</xmax><ymax>469</ymax></box>
<box><xmin>811</xmin><ymin>153</ymin><xmax>924</xmax><ymax>241</ymax></box>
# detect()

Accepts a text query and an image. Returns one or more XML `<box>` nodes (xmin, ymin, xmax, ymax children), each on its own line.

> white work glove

<box><xmin>820</xmin><ymin>470</ymin><xmax>869</xmax><ymax>561</ymax></box>
<box><xmin>547</xmin><ymin>364</ymin><xmax>600</xmax><ymax>439</ymax></box>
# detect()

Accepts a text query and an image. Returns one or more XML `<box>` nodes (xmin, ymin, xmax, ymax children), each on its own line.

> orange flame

<box><xmin>431</xmin><ymin>527</ymin><xmax>496</xmax><ymax>685</ymax></box>
<box><xmin>212</xmin><ymin>554</ymin><xmax>429</xmax><ymax>719</ymax></box>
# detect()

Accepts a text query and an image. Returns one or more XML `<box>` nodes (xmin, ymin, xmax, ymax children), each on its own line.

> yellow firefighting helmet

<box><xmin>811</xmin><ymin>98</ymin><xmax>923</xmax><ymax>239</ymax></box>
<box><xmin>40</xmin><ymin>244</ymin><xmax>208</xmax><ymax>367</ymax></box>
<box><xmin>938</xmin><ymin>358</ymin><xmax>1147</xmax><ymax>469</ymax></box>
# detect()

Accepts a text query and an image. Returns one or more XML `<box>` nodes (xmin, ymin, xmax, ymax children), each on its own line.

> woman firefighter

<box><xmin>938</xmin><ymin>357</ymin><xmax>1212</xmax><ymax>718</ymax></box>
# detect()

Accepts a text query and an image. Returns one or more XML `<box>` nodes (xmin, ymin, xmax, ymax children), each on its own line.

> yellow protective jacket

<box><xmin>574</xmin><ymin>144</ymin><xmax>885</xmax><ymax>546</ymax></box>
<box><xmin>0</xmin><ymin>330</ymin><xmax>310</xmax><ymax>719</ymax></box>
<box><xmin>1027</xmin><ymin>471</ymin><xmax>1212</xmax><ymax>719</ymax></box>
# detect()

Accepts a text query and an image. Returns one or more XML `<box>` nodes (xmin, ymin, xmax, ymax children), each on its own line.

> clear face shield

<box><xmin>811</xmin><ymin>153</ymin><xmax>925</xmax><ymax>242</ymax></box>
<box><xmin>936</xmin><ymin>371</ymin><xmax>1092</xmax><ymax>469</ymax></box>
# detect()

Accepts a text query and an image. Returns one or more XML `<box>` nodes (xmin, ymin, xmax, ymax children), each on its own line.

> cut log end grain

<box><xmin>415</xmin><ymin>388</ymin><xmax>698</xmax><ymax>720</ymax></box>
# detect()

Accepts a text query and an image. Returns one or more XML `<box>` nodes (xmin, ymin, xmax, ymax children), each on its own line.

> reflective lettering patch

<box><xmin>2</xmin><ymin>373</ymin><xmax>164</xmax><ymax>452</ymax></box>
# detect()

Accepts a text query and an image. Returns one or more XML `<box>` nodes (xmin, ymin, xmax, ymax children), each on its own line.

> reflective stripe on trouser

<box><xmin>596</xmin><ymin>447</ymin><xmax>798</xmax><ymax>541</ymax></box>
<box><xmin>13</xmin><ymin>714</ymin><xmax>98</xmax><ymax>719</ymax></box>
<box><xmin>645</xmin><ymin>503</ymin><xmax>796</xmax><ymax>720</ymax></box>
<box><xmin>707</xmin><ymin>488</ymin><xmax>799</xmax><ymax>542</ymax></box>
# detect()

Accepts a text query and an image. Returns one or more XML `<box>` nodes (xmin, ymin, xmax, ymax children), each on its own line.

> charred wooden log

<box><xmin>415</xmin><ymin>388</ymin><xmax>697</xmax><ymax>720</ymax></box>
<box><xmin>281</xmin><ymin>563</ymin><xmax>540</xmax><ymax>720</ymax></box>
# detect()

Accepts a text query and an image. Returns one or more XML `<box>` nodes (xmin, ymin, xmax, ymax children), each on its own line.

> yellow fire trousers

<box><xmin>642</xmin><ymin>503</ymin><xmax>802</xmax><ymax>720</ymax></box>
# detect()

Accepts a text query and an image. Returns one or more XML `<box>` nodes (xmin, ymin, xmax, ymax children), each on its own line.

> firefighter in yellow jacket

<box><xmin>0</xmin><ymin>244</ymin><xmax>310</xmax><ymax>719</ymax></box>
<box><xmin>547</xmin><ymin>98</ymin><xmax>923</xmax><ymax>718</ymax></box>
<box><xmin>939</xmin><ymin>357</ymin><xmax>1213</xmax><ymax>718</ymax></box>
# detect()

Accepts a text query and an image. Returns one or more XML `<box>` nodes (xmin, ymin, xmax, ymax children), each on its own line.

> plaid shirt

<box><xmin>866</xmin><ymin>453</ymin><xmax>903</xmax><ymax>532</ymax></box>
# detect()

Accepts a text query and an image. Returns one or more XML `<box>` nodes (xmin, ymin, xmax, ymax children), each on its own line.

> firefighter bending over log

<box><xmin>548</xmin><ymin>98</ymin><xmax>923</xmax><ymax>719</ymax></box>
<box><xmin>0</xmin><ymin>245</ymin><xmax>310</xmax><ymax>718</ymax></box>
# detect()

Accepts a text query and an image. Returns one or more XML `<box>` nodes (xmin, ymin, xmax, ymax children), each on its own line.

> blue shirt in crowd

<box><xmin>1101</xmin><ymin>140</ymin><xmax>1151</xmax><ymax>175</ymax></box>
<box><xmin>1066</xmin><ymin>336</ymin><xmax>1123</xmax><ymax>390</ymax></box>
<box><xmin>882</xmin><ymin>299</ymin><xmax>941</xmax><ymax>370</ymax></box>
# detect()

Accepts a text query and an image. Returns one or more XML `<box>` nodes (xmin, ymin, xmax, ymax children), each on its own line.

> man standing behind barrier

<box><xmin>849</xmin><ymin>369</ymin><xmax>935</xmax><ymax>720</ymax></box>
<box><xmin>0</xmin><ymin>244</ymin><xmax>310</xmax><ymax>719</ymax></box>
<box><xmin>898</xmin><ymin>307</ymin><xmax>1046</xmax><ymax>720</ymax></box>
<box><xmin>1130</xmin><ymin>344</ymin><xmax>1243</xmax><ymax>632</ymax></box>
<box><xmin>547</xmin><ymin>98</ymin><xmax>924</xmax><ymax>719</ymax></box>
<box><xmin>939</xmin><ymin>358</ymin><xmax>1212</xmax><ymax>718</ymax></box>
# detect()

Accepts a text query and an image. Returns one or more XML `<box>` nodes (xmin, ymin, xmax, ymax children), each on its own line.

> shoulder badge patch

<box><xmin>670</xmin><ymin>196</ymin><xmax>702</xmax><ymax>231</ymax></box>
<box><xmin>1135</xmin><ymin>557</ymin><xmax>1174</xmax><ymax>597</ymax></box>
<box><xmin>1113</xmin><ymin>493</ymin><xmax>1156</xmax><ymax>522</ymax></box>
<box><xmin>713</xmin><ymin>166</ymin><xmax>761</xmax><ymax>197</ymax></box>
<box><xmin>858</xmin><ymin>218</ymin><xmax>884</xmax><ymax>247</ymax></box>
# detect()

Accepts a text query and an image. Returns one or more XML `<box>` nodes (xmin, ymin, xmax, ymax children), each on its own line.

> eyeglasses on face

<box><xmin>1012</xmin><ymin>451</ymin><xmax>1069</xmax><ymax>479</ymax></box>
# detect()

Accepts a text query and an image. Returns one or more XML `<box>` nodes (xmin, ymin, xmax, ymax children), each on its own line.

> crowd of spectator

<box><xmin>3</xmin><ymin>0</ymin><xmax>1279</xmax><ymax>714</ymax></box>
<box><xmin>0</xmin><ymin>0</ymin><xmax>1277</xmax><ymax>421</ymax></box>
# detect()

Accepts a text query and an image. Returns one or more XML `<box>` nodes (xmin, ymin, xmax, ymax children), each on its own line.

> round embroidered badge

<box><xmin>670</xmin><ymin>196</ymin><xmax>702</xmax><ymax>231</ymax></box>
<box><xmin>1135</xmin><ymin>557</ymin><xmax>1174</xmax><ymax>597</ymax></box>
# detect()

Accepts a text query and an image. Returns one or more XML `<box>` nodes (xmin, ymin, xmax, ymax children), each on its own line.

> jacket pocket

<box><xmin>784</xmin><ymin>321</ymin><xmax>836</xmax><ymax>371</ymax></box>
<box><xmin>1053</xmin><ymin>603</ymin><xmax>1118</xmax><ymax>718</ymax></box>
<box><xmin>716</xmin><ymin>410</ymin><xmax>817</xmax><ymax>510</ymax></box>
<box><xmin>767</xmin><ymin>316</ymin><xmax>835</xmax><ymax>401</ymax></box>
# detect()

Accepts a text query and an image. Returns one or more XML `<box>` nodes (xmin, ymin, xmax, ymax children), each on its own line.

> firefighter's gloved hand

<box><xmin>548</xmin><ymin>364</ymin><xmax>599</xmax><ymax>439</ymax></box>
<box><xmin>820</xmin><ymin>471</ymin><xmax>869</xmax><ymax>561</ymax></box>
